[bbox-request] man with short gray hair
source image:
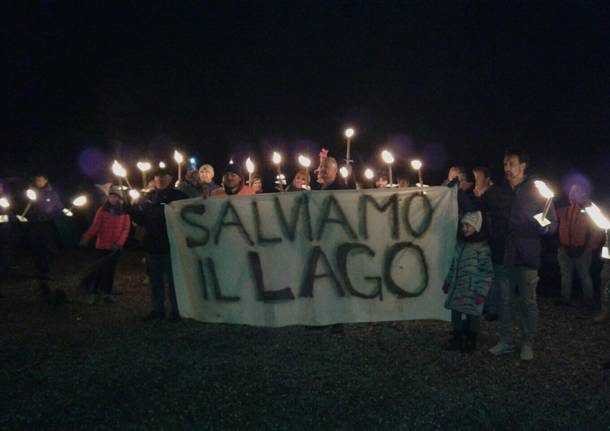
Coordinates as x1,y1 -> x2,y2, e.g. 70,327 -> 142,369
198,164 -> 220,198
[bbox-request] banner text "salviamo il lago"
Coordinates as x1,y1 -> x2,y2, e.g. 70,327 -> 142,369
166,187 -> 458,326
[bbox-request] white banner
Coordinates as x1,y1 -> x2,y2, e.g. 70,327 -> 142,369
166,187 -> 458,326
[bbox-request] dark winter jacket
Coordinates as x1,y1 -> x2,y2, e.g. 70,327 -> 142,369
503,177 -> 557,269
479,183 -> 513,264
129,187 -> 188,254
27,185 -> 63,223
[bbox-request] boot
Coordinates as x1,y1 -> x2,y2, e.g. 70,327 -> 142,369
464,332 -> 478,353
445,331 -> 464,352
594,304 -> 609,324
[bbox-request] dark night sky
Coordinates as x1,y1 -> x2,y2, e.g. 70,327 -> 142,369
4,1 -> 610,198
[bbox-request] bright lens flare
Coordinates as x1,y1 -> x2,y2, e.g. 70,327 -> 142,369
585,203 -> 610,230
364,168 -> 374,180
344,128 -> 355,138
137,161 -> 152,172
72,195 -> 87,207
26,189 -> 37,201
534,180 -> 554,199
245,157 -> 255,174
0,197 -> 9,209
128,189 -> 141,200
381,150 -> 394,164
339,166 -> 349,178
112,161 -> 127,178
272,152 -> 282,165
173,150 -> 184,164
298,155 -> 311,168
411,159 -> 423,170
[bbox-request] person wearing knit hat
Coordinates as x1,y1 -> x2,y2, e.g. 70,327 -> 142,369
442,211 -> 494,353
210,163 -> 255,197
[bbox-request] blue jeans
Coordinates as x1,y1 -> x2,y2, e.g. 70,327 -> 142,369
500,267 -> 539,345
486,264 -> 509,315
147,253 -> 178,316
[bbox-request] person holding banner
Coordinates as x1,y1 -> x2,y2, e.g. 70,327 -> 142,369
211,164 -> 255,197
129,168 -> 188,321
285,169 -> 310,192
443,211 -> 493,353
489,150 -> 557,361
79,186 -> 131,304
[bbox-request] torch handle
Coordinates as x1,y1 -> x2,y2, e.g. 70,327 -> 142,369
388,166 -> 393,188
418,170 -> 424,193
541,198 -> 553,220
21,202 -> 32,218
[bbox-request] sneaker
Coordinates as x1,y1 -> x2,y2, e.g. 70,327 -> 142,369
103,295 -> 118,304
86,293 -> 97,305
520,343 -> 534,361
142,311 -> 164,321
489,341 -> 513,356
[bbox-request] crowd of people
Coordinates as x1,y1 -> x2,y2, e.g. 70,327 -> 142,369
0,148 -> 608,368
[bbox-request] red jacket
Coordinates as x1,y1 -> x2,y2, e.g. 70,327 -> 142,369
83,206 -> 131,250
210,185 -> 256,197
557,204 -> 602,250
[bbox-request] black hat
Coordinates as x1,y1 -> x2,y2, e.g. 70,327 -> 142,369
152,168 -> 173,178
223,163 -> 243,178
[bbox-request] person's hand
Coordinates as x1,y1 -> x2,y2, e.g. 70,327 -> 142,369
111,242 -> 121,251
475,295 -> 485,305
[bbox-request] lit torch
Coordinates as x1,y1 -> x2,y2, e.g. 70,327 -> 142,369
137,161 -> 152,189
21,188 -> 37,217
410,159 -> 424,194
272,152 -> 285,191
245,157 -> 255,187
381,150 -> 395,187
344,127 -> 355,166
585,203 -> 610,259
533,180 -> 555,227
173,150 -> 184,185
298,154 -> 312,179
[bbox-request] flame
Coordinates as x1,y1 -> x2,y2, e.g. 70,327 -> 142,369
381,150 -> 394,164
137,161 -> 152,172
534,180 -> 554,199
26,189 -> 37,201
410,159 -> 423,170
112,160 -> 127,177
298,155 -> 311,168
245,157 -> 255,174
364,168 -> 374,180
339,166 -> 349,178
272,152 -> 282,165
72,195 -> 87,207
344,128 -> 355,138
0,197 -> 9,209
585,203 -> 610,230
173,150 -> 184,164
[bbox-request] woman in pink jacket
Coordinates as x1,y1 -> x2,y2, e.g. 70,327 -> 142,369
80,189 -> 131,304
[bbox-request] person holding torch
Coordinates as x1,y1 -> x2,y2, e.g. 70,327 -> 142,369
79,186 -> 131,304
25,173 -> 63,302
489,150 -> 557,362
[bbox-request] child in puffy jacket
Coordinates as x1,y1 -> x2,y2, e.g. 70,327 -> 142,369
443,211 -> 494,352
80,188 -> 131,304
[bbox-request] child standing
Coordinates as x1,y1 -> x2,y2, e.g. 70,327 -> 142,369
80,187 -> 131,304
443,211 -> 494,352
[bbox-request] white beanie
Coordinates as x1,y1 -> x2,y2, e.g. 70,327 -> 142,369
461,211 -> 483,233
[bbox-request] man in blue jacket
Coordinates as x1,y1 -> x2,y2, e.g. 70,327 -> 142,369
489,150 -> 557,361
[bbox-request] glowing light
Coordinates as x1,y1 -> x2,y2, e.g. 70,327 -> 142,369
534,180 -> 554,199
344,128 -> 355,139
62,208 -> 73,217
173,150 -> 184,164
381,150 -> 394,164
272,152 -> 282,165
72,195 -> 87,207
128,189 -> 141,200
364,168 -> 374,180
0,197 -> 9,209
137,162 -> 152,172
339,166 -> 349,178
159,161 -> 166,169
245,158 -> 255,174
585,203 -> 610,230
26,189 -> 37,201
410,160 -> 423,170
298,155 -> 311,168
112,161 -> 127,178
